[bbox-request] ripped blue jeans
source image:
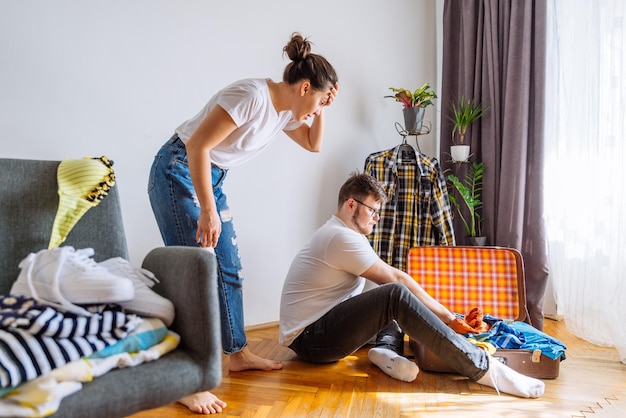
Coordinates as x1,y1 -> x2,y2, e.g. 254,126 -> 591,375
148,134 -> 246,354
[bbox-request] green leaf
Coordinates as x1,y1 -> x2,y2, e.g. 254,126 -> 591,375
446,161 -> 484,236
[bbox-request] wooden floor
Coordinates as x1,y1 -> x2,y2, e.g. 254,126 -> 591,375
129,319 -> 626,418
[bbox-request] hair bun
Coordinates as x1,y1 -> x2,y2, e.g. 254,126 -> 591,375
281,32 -> 338,90
283,32 -> 311,62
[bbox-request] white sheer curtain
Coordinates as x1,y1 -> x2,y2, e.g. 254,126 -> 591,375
545,0 -> 626,363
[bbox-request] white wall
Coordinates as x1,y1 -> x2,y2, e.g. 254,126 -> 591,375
0,0 -> 438,326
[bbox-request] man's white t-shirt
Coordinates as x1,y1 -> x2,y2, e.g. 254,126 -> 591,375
175,78 -> 302,169
279,216 -> 379,346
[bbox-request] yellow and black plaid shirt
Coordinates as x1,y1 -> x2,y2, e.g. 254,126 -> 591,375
364,144 -> 455,271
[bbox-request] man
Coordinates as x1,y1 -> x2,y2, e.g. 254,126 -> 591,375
279,172 -> 544,398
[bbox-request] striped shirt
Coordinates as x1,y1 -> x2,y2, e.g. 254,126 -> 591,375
0,295 -> 139,388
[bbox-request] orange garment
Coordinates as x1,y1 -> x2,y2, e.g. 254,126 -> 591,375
464,307 -> 492,333
448,307 -> 492,334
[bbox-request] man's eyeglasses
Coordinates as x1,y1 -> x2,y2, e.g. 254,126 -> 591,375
353,199 -> 381,218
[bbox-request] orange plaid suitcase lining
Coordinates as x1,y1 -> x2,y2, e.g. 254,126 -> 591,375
407,247 -> 520,320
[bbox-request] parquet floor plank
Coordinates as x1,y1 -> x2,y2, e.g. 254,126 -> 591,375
129,319 -> 626,417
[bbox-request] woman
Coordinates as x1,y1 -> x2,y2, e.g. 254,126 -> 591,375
148,32 -> 339,414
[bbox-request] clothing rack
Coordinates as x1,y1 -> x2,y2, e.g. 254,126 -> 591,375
394,121 -> 431,153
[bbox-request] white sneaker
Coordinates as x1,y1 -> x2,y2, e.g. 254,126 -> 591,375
10,246 -> 135,316
98,257 -> 175,326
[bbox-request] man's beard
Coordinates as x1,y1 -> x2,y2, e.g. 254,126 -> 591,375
350,207 -> 373,235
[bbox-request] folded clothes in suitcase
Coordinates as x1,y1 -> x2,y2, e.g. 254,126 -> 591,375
406,246 -> 565,379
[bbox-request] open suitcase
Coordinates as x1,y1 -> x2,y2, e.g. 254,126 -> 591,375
406,246 -> 562,379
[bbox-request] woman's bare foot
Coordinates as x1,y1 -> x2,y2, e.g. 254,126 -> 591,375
178,391 -> 227,414
176,348 -> 278,414
229,346 -> 282,372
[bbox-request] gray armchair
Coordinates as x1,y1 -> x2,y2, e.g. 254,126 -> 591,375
0,158 -> 221,418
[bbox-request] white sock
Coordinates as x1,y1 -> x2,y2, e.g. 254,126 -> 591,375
368,347 -> 419,382
476,355 -> 545,398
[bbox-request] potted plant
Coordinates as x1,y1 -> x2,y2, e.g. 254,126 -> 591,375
385,83 -> 437,134
446,161 -> 486,245
448,96 -> 489,162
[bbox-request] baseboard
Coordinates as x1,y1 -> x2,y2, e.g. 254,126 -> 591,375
544,313 -> 564,322
245,321 -> 279,331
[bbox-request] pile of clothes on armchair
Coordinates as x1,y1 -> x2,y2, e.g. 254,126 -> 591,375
0,246 -> 176,417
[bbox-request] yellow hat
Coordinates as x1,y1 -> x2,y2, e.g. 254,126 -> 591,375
48,156 -> 116,249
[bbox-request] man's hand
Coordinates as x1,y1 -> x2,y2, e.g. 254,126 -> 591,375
448,317 -> 483,335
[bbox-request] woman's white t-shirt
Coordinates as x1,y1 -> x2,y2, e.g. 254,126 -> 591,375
279,216 -> 379,346
175,78 -> 302,169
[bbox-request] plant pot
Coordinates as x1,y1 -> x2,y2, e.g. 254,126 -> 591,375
403,107 -> 425,134
465,236 -> 487,246
451,145 -> 470,162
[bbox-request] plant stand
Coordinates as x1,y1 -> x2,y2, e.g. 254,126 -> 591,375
395,122 -> 431,153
